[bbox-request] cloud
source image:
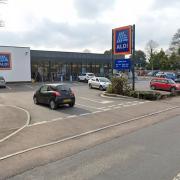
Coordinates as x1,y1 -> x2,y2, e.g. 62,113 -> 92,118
0,19 -> 112,52
151,0 -> 180,9
135,4 -> 180,51
73,0 -> 116,18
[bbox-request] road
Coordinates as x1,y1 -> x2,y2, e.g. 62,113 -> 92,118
9,115 -> 180,180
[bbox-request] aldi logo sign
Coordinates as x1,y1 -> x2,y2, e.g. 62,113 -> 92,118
0,53 -> 11,70
113,26 -> 132,55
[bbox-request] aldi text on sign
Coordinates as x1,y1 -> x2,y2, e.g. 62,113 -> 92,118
113,26 -> 132,55
114,59 -> 131,70
0,53 -> 11,70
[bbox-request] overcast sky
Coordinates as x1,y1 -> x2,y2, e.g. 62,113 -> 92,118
0,0 -> 179,53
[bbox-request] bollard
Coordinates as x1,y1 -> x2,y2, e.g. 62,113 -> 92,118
61,75 -> 63,82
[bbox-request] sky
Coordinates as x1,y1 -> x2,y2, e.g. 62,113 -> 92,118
0,0 -> 179,53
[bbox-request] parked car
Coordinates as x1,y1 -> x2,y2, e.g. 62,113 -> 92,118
147,70 -> 159,77
156,72 -> 176,80
0,76 -> 6,88
174,72 -> 180,83
88,77 -> 111,91
33,83 -> 75,110
150,78 -> 180,92
78,73 -> 95,82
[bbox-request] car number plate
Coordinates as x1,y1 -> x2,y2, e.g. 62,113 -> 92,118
63,99 -> 71,103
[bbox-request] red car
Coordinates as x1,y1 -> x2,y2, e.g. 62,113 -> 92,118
150,78 -> 180,92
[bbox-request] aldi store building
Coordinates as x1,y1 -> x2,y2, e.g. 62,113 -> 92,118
0,46 -> 113,82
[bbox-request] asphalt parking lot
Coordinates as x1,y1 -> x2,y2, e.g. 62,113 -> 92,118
0,82 -> 147,125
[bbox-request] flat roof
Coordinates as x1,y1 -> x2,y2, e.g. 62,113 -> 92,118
0,45 -> 30,49
30,49 -> 113,63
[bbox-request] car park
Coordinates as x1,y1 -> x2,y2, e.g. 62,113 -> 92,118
150,78 -> 180,92
88,77 -> 111,91
0,76 -> 6,88
33,83 -> 75,110
78,73 -> 95,82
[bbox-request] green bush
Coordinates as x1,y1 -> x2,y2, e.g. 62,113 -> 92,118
107,77 -> 132,95
135,91 -> 162,100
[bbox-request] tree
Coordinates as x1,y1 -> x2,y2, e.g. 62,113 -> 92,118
104,49 -> 112,55
145,40 -> 159,71
155,49 -> 169,70
133,50 -> 146,68
169,52 -> 180,70
169,29 -> 180,55
82,49 -> 91,53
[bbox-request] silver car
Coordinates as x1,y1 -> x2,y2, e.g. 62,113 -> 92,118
0,76 -> 6,88
88,77 -> 111,90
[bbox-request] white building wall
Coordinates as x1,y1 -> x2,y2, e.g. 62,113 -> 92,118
0,46 -> 31,82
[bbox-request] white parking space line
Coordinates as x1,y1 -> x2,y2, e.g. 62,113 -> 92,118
65,115 -> 78,119
97,107 -> 107,110
25,85 -> 34,89
92,110 -> 103,114
122,104 -> 131,107
51,117 -> 63,122
113,106 -> 123,109
6,86 -> 12,90
76,103 -> 99,110
29,100 -> 150,127
101,100 -> 114,104
108,105 -> 117,108
125,101 -> 136,104
101,108 -> 111,111
79,113 -> 91,116
28,121 -> 47,126
80,97 -> 113,104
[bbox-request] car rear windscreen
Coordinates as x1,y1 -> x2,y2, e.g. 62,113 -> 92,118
55,85 -> 71,92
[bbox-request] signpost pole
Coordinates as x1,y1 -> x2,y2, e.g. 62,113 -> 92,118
111,29 -> 114,76
132,24 -> 135,91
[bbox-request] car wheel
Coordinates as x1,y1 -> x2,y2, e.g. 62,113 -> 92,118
33,96 -> 39,104
151,85 -> 156,90
170,87 -> 176,93
99,85 -> 104,91
69,102 -> 75,107
89,83 -> 92,89
84,79 -> 88,83
49,100 -> 57,110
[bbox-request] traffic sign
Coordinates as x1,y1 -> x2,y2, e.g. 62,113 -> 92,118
113,26 -> 132,55
114,59 -> 131,70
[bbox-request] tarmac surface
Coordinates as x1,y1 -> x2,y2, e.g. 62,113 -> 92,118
9,115 -> 180,180
0,81 -> 179,179
0,105 -> 29,140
